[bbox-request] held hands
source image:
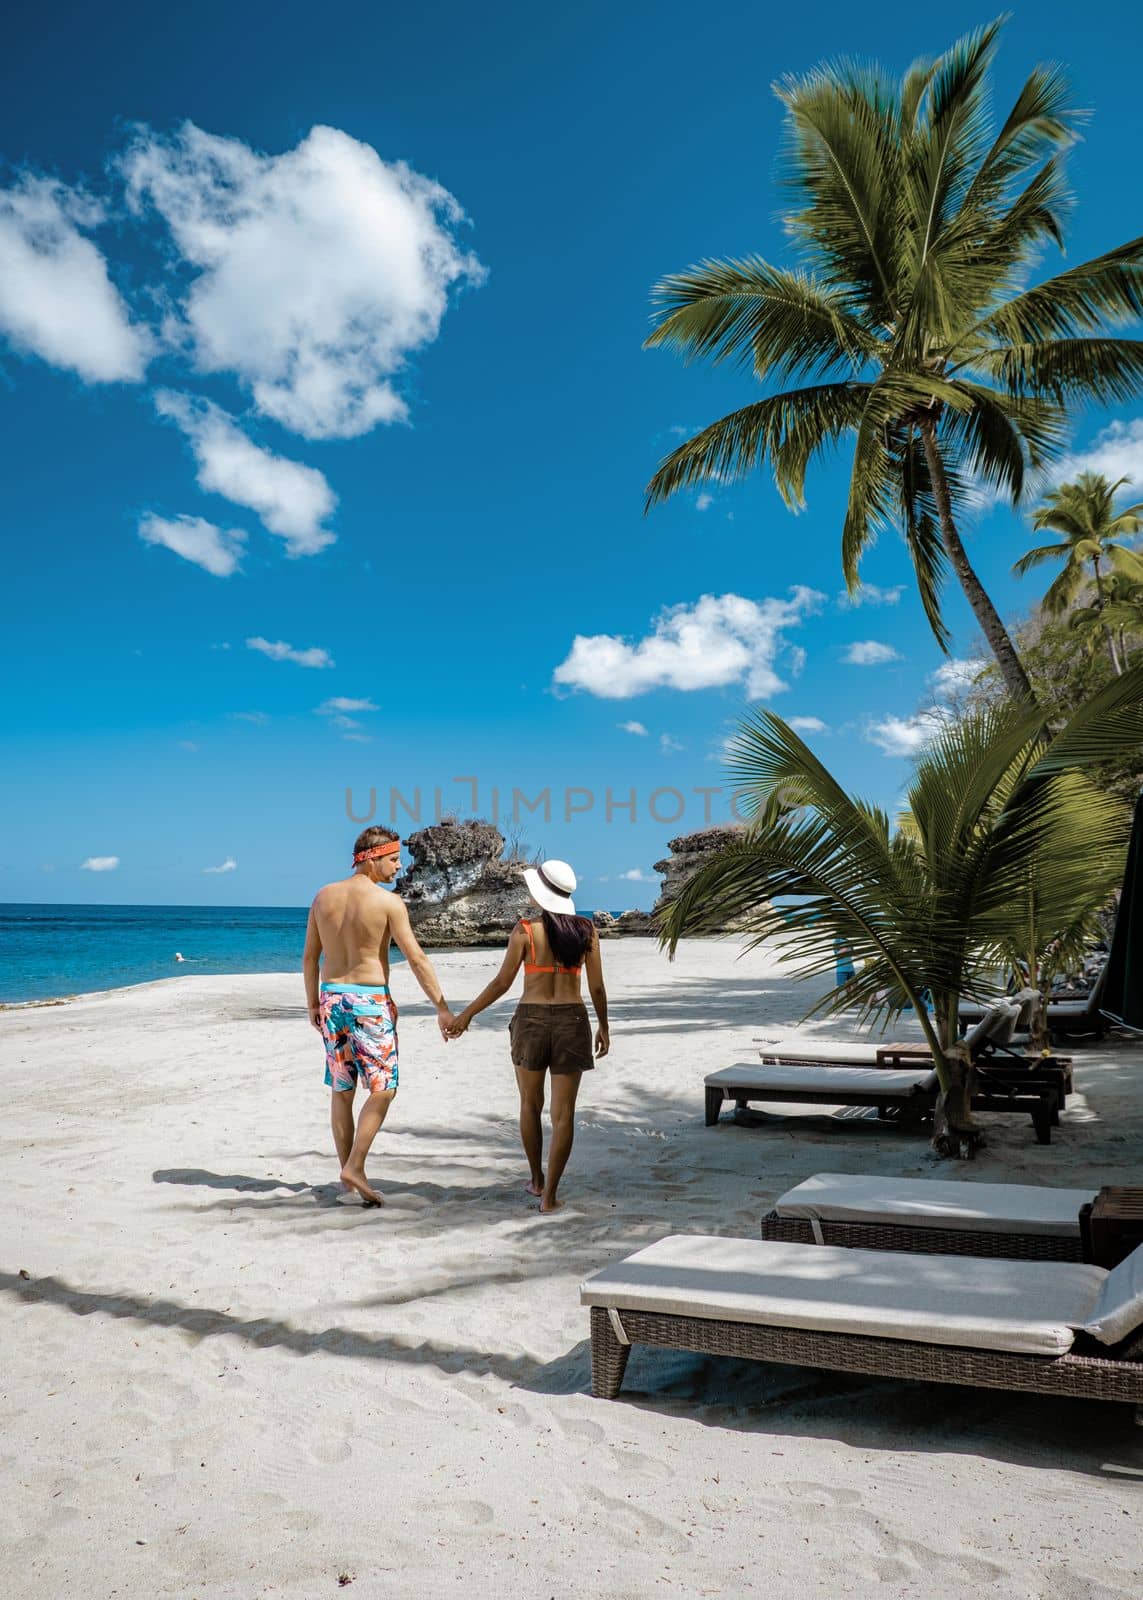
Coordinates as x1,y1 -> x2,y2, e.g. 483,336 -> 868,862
445,1011 -> 471,1040
436,1001 -> 457,1042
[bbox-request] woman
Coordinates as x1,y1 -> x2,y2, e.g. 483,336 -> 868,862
447,859 -> 608,1212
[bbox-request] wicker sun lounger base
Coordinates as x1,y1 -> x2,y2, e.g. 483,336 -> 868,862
588,1305 -> 1143,1410
758,1210 -> 1085,1261
704,1065 -> 1059,1144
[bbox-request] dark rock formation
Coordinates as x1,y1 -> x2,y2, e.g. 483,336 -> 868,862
400,819 -> 532,947
651,824 -> 752,931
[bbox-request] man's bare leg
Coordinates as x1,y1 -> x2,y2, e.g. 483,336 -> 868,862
330,1089 -> 356,1189
540,1070 -> 582,1213
514,1065 -> 546,1196
341,1087 -> 396,1206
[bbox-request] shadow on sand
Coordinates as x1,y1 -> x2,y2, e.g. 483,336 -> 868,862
1,1268 -> 1137,1476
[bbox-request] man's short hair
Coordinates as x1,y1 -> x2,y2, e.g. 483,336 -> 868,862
353,825 -> 399,858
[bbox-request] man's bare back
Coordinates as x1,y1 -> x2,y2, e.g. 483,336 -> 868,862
310,875 -> 399,985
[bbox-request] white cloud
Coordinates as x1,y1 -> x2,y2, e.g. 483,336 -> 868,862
618,720 -> 648,736
204,857 -> 237,874
178,740 -> 200,752
81,855 -> 119,872
843,640 -> 901,666
155,391 -> 337,555
865,708 -> 951,757
695,492 -> 714,512
660,733 -> 685,752
317,696 -> 378,714
1052,418 -> 1143,488
247,636 -> 333,669
618,868 -> 652,882
317,695 -> 377,738
931,657 -> 984,699
139,513 -> 245,577
552,589 -> 824,701
231,710 -> 268,723
122,122 -> 485,439
0,176 -> 151,383
838,583 -> 904,608
787,716 -> 828,733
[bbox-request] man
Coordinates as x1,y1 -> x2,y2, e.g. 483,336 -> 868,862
303,826 -> 454,1206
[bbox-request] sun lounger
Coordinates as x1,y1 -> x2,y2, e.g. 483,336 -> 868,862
760,1172 -> 1096,1260
758,1001 -> 1021,1068
1048,964 -> 1110,1040
757,998 -> 1073,1112
704,1061 -> 1059,1143
581,1234 -> 1143,1414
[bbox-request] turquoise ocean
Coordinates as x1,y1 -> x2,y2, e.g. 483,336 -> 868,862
1,903 -> 316,1003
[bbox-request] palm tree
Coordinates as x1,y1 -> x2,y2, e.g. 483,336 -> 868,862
644,20 -> 1143,706
1070,572 -> 1143,671
659,666 -> 1143,1156
1015,472 -> 1143,672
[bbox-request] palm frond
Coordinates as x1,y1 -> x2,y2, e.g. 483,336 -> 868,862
644,258 -> 876,379
987,337 -> 1143,403
1028,659 -> 1143,773
971,239 -> 1143,346
643,383 -> 867,510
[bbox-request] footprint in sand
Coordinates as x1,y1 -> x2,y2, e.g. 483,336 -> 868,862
432,1499 -> 494,1531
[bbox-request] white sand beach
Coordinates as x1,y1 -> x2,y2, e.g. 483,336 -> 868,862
2,937 -> 1141,1599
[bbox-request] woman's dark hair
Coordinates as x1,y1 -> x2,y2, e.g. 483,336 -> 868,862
541,910 -> 595,967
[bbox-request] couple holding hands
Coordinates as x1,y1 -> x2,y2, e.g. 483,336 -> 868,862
303,827 -> 609,1212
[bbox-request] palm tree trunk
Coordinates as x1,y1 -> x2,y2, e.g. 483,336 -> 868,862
920,422 -> 1037,706
929,994 -> 984,1158
1091,556 -> 1123,674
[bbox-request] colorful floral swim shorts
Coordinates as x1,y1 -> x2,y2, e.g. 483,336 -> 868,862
319,983 -> 399,1093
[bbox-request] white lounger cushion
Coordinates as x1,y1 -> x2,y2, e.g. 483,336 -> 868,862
707,1063 -> 938,1097
774,1173 -> 1095,1238
581,1235 -> 1107,1357
1085,1245 -> 1143,1346
759,1042 -> 881,1066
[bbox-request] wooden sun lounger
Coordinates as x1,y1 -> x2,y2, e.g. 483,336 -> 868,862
758,1173 -> 1095,1261
704,1063 -> 1060,1143
582,1236 -> 1143,1415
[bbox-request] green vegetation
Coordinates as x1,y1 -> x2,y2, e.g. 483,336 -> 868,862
644,19 -> 1143,704
660,668 -> 1143,1155
1014,471 -> 1143,672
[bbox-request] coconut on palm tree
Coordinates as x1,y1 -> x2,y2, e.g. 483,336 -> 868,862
1015,471 -> 1143,672
644,19 -> 1143,705
659,665 -> 1143,1156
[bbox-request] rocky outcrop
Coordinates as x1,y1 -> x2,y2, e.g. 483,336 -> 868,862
401,819 -> 532,947
592,909 -> 656,939
651,824 -> 752,931
400,818 -> 753,948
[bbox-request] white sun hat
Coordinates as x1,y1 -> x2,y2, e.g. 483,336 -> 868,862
522,859 -> 578,916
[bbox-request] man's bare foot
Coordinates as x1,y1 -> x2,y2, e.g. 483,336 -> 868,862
539,1195 -> 564,1213
341,1165 -> 384,1207
525,1177 -> 544,1197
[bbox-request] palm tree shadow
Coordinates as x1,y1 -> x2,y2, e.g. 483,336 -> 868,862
0,1269 -> 591,1395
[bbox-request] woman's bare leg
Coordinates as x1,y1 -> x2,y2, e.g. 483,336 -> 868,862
541,1071 -> 582,1213
515,1065 -> 546,1195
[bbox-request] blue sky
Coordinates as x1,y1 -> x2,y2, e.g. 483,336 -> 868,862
2,0 -> 1142,909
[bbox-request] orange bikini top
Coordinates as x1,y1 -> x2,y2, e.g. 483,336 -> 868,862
521,919 -> 582,976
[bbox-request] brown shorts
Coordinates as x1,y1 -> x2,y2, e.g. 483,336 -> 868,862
510,1003 -> 594,1074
